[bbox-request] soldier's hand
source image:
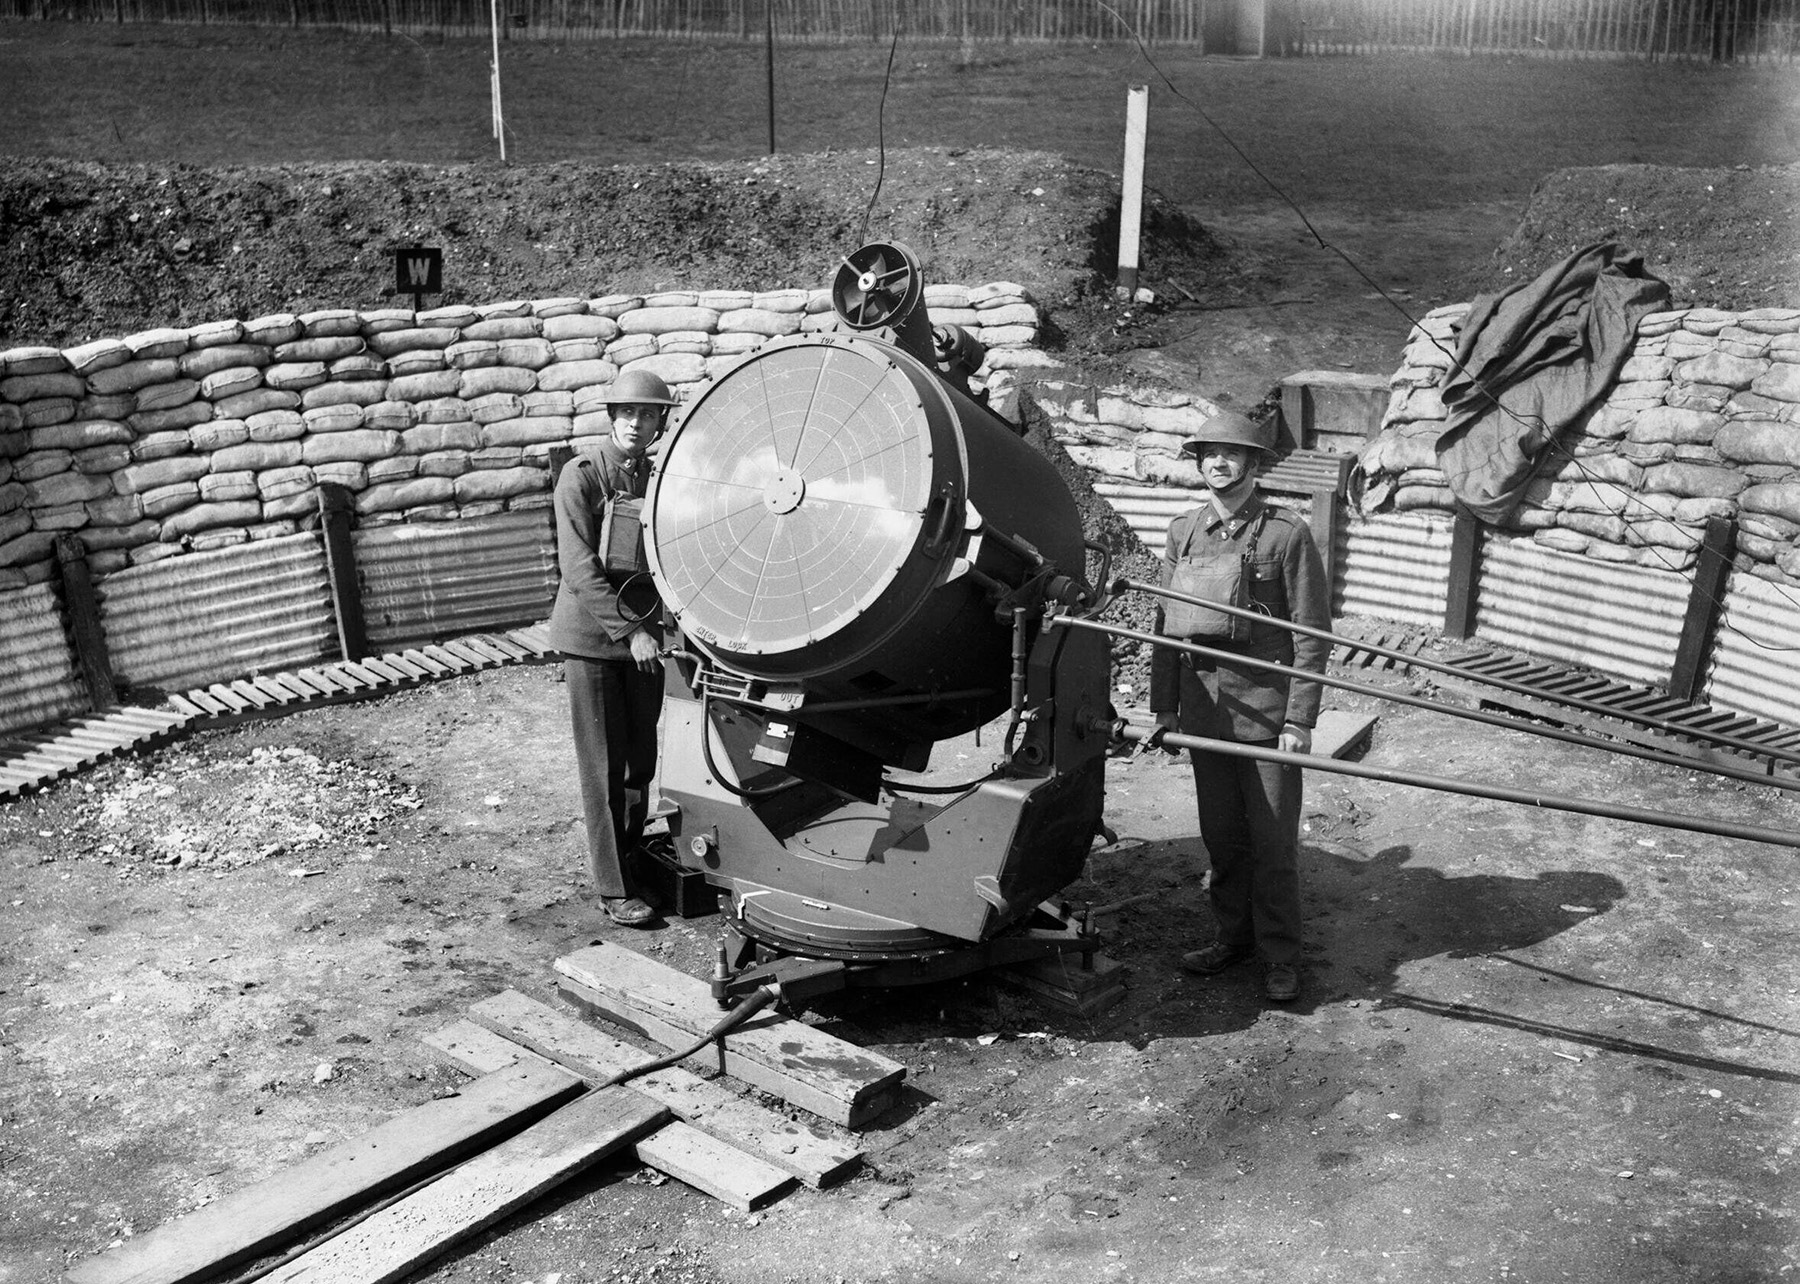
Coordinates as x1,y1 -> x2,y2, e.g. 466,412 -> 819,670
627,629 -> 662,673
1279,723 -> 1312,755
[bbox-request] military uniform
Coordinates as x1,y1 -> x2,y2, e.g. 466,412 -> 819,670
1150,491 -> 1329,969
548,440 -> 665,900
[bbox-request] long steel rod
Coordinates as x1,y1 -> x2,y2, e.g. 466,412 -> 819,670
1053,613 -> 1800,794
1106,722 -> 1800,851
1113,577 -> 1800,768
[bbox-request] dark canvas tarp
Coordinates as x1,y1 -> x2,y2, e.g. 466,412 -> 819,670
1434,242 -> 1671,524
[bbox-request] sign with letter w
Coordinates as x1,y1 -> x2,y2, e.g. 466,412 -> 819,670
393,247 -> 444,296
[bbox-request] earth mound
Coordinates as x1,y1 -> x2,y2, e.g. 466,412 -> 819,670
1469,162 -> 1800,309
0,147 -> 1259,349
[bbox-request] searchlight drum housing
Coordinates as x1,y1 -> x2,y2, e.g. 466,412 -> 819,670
647,247 -> 1086,759
641,242 -> 1112,992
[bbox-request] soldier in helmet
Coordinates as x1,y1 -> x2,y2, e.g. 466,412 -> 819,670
548,368 -> 680,927
1149,410 -> 1329,1002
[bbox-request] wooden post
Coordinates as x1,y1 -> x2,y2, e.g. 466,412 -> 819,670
1116,84 -> 1149,298
54,534 -> 116,710
1442,509 -> 1481,639
318,483 -> 369,663
1310,487 -> 1343,614
1667,515 -> 1735,702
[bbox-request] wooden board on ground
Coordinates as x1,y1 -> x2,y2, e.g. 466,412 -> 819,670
423,1019 -> 798,1211
635,1121 -> 794,1212
257,1086 -> 667,1284
64,1061 -> 586,1284
999,950 -> 1128,1018
555,943 -> 906,1130
466,989 -> 862,1188
1312,709 -> 1378,759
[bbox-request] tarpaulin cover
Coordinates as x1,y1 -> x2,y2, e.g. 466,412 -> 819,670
1434,242 -> 1670,524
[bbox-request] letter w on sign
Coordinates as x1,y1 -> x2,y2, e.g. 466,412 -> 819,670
395,247 -> 444,297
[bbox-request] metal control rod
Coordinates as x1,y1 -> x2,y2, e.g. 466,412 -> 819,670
1105,721 -> 1800,851
1052,612 -> 1800,796
1113,577 -> 1800,769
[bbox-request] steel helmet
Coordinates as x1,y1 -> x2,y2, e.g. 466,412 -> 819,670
599,368 -> 680,407
1180,410 -> 1276,457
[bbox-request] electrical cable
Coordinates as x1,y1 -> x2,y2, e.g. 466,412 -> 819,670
1093,0 -> 1800,652
859,23 -> 903,244
700,697 -> 806,800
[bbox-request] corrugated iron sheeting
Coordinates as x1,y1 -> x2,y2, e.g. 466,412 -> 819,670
1702,571 -> 1800,728
355,511 -> 558,650
1092,482 -> 1203,556
1338,511 -> 1452,628
1473,535 -> 1687,687
0,583 -> 88,736
99,535 -> 335,692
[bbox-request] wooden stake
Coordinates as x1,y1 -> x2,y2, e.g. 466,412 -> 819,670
1117,84 -> 1149,297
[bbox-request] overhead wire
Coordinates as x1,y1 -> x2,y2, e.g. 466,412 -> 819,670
859,23 -> 904,244
1092,0 -> 1800,653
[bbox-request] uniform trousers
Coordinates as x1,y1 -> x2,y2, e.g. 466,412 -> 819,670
1187,743 -> 1304,967
564,655 -> 663,898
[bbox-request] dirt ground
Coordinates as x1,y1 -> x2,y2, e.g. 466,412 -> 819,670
3,23 -> 1800,1284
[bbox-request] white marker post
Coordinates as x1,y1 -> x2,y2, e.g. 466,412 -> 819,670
490,0 -> 507,163
1117,84 -> 1148,299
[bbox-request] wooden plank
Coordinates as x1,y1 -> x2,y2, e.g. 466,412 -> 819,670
456,636 -> 515,665
635,1121 -> 794,1212
1311,710 -> 1378,760
63,1061 -> 587,1284
439,638 -> 495,669
1442,510 -> 1480,639
421,644 -> 471,674
255,1087 -> 666,1284
401,647 -> 454,676
290,668 -> 347,698
97,705 -> 185,729
181,687 -> 232,716
555,944 -> 906,1130
263,673 -> 319,702
505,623 -> 556,657
466,990 -> 862,1188
335,659 -> 388,689
356,656 -> 412,685
155,695 -> 209,721
472,632 -> 531,661
999,951 -> 1128,1018
1669,514 -> 1734,702
423,1020 -> 800,1207
204,683 -> 253,714
319,663 -> 376,692
56,533 -> 118,708
375,652 -> 430,680
317,482 -> 368,663
227,679 -> 278,710
423,1019 -> 531,1076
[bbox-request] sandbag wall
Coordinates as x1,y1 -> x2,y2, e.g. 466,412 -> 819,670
0,283 -> 1043,736
1362,302 -> 1800,725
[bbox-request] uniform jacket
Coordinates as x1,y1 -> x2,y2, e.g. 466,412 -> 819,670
1149,492 -> 1329,740
547,440 -> 664,662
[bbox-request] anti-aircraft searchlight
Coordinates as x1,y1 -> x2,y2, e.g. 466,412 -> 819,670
642,242 -> 1114,1002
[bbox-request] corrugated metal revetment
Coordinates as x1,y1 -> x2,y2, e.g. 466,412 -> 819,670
0,583 -> 87,737
1702,570 -> 1800,729
1337,511 -> 1453,628
355,511 -> 559,651
1473,534 -> 1688,688
1092,483 -> 1204,556
98,534 -> 336,693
